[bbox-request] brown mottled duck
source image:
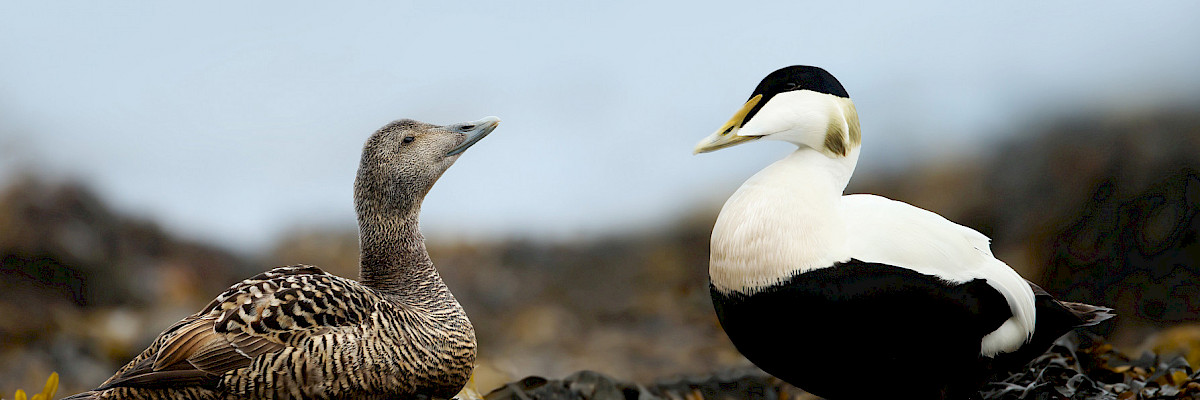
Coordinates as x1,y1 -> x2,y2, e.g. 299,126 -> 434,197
66,116 -> 500,400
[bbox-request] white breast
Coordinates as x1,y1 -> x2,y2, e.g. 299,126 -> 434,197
709,152 -> 850,294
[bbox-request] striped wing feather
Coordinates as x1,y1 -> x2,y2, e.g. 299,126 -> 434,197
99,265 -> 375,390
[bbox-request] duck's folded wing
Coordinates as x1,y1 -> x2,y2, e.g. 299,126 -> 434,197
840,194 -> 1037,355
99,265 -> 375,390
840,194 -> 996,275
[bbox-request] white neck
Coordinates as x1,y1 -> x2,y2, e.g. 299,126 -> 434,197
709,147 -> 860,294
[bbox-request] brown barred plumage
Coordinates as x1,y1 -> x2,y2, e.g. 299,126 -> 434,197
65,117 -> 499,400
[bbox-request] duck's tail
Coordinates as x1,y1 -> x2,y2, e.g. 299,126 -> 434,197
987,282 -> 1115,375
1058,299 -> 1116,327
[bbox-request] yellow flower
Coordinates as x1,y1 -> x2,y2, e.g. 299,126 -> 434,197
8,372 -> 57,400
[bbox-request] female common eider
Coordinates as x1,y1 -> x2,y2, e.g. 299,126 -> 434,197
694,66 -> 1112,400
66,117 -> 500,400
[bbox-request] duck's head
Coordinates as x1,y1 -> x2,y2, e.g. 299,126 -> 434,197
694,65 -> 860,158
355,116 -> 500,210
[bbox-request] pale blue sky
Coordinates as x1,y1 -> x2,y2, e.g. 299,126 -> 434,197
2,2 -> 1199,251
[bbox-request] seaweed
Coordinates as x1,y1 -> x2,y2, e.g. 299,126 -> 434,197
483,334 -> 1200,400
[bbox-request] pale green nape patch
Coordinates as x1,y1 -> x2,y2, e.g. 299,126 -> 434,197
844,100 -> 862,146
822,98 -> 861,157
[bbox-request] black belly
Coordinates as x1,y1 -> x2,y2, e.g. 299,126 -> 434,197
710,260 -> 1012,400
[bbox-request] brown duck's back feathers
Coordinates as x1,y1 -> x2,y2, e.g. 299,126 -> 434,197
86,264 -> 476,399
99,265 -> 371,391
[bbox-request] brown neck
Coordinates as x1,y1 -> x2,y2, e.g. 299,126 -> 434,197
358,206 -> 442,295
353,163 -> 451,299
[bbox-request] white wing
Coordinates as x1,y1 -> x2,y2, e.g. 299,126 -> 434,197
840,194 -> 1035,356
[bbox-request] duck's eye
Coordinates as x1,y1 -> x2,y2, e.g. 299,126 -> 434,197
402,136 -> 415,144
785,82 -> 798,90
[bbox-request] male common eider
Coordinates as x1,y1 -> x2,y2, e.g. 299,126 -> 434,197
66,117 -> 500,400
693,66 -> 1112,400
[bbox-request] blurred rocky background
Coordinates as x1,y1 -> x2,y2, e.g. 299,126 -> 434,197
4,107 -> 1200,396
